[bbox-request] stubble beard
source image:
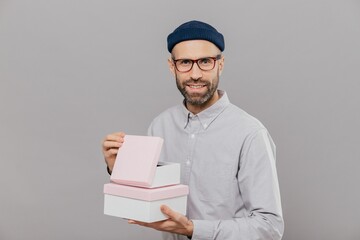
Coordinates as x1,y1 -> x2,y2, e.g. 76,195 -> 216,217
175,69 -> 219,107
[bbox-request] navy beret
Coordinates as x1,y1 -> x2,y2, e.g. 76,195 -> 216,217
167,20 -> 225,53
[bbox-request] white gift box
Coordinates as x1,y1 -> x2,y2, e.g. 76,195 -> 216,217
104,183 -> 189,222
104,135 -> 189,223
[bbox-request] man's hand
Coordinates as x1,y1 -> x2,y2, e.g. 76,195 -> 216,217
128,205 -> 193,237
102,132 -> 125,173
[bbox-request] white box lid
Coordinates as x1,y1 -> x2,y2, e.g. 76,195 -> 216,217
110,135 -> 164,188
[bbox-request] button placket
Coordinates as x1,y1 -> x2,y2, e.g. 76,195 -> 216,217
183,115 -> 201,183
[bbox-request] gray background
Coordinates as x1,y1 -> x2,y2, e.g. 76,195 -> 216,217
1,0 -> 359,239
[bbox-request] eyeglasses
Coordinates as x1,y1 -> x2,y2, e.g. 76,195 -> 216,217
172,54 -> 222,73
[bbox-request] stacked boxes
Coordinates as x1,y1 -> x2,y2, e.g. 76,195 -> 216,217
103,135 -> 189,223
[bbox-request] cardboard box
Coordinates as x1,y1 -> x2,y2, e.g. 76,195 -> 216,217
104,135 -> 189,222
104,183 -> 189,222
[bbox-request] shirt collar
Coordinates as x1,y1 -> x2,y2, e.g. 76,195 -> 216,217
182,90 -> 230,129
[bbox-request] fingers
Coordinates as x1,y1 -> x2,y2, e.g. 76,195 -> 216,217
102,132 -> 125,151
102,132 -> 126,171
128,213 -> 193,236
160,205 -> 173,217
103,132 -> 125,146
161,205 -> 191,226
103,148 -> 119,158
128,219 -> 153,228
106,132 -> 125,141
159,206 -> 193,235
103,140 -> 123,150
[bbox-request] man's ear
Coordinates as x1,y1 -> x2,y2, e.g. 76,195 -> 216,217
168,58 -> 176,76
218,56 -> 225,76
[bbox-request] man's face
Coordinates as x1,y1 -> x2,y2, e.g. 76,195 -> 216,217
169,40 -> 224,109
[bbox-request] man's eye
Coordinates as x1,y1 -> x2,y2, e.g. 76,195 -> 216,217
179,59 -> 192,65
199,58 -> 212,65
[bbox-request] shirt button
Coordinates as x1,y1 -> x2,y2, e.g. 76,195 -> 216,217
204,123 -> 208,128
190,134 -> 195,139
186,160 -> 191,166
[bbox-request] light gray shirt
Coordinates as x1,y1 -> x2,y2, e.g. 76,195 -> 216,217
148,90 -> 284,240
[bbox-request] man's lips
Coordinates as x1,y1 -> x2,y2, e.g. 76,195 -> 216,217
187,84 -> 206,89
185,81 -> 208,89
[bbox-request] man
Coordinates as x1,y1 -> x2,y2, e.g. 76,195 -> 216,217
102,20 -> 284,240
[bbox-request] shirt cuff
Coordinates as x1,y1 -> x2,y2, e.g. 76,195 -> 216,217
191,220 -> 215,240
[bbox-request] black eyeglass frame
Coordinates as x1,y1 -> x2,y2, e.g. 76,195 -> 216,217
172,54 -> 222,73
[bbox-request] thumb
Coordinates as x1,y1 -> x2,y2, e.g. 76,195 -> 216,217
161,205 -> 190,226
160,205 -> 172,216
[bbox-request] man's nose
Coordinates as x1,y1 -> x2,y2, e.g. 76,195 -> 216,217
189,62 -> 203,80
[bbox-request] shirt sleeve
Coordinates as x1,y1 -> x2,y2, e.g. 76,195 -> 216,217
191,129 -> 284,240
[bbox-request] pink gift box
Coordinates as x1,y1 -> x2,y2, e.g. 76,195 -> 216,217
104,135 -> 189,222
110,135 -> 180,188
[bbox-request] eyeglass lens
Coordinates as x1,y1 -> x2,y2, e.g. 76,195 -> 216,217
175,56 -> 220,72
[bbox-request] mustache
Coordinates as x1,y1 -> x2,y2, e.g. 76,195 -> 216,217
184,79 -> 209,85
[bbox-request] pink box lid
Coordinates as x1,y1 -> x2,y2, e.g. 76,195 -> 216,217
104,183 -> 189,201
110,135 -> 164,188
